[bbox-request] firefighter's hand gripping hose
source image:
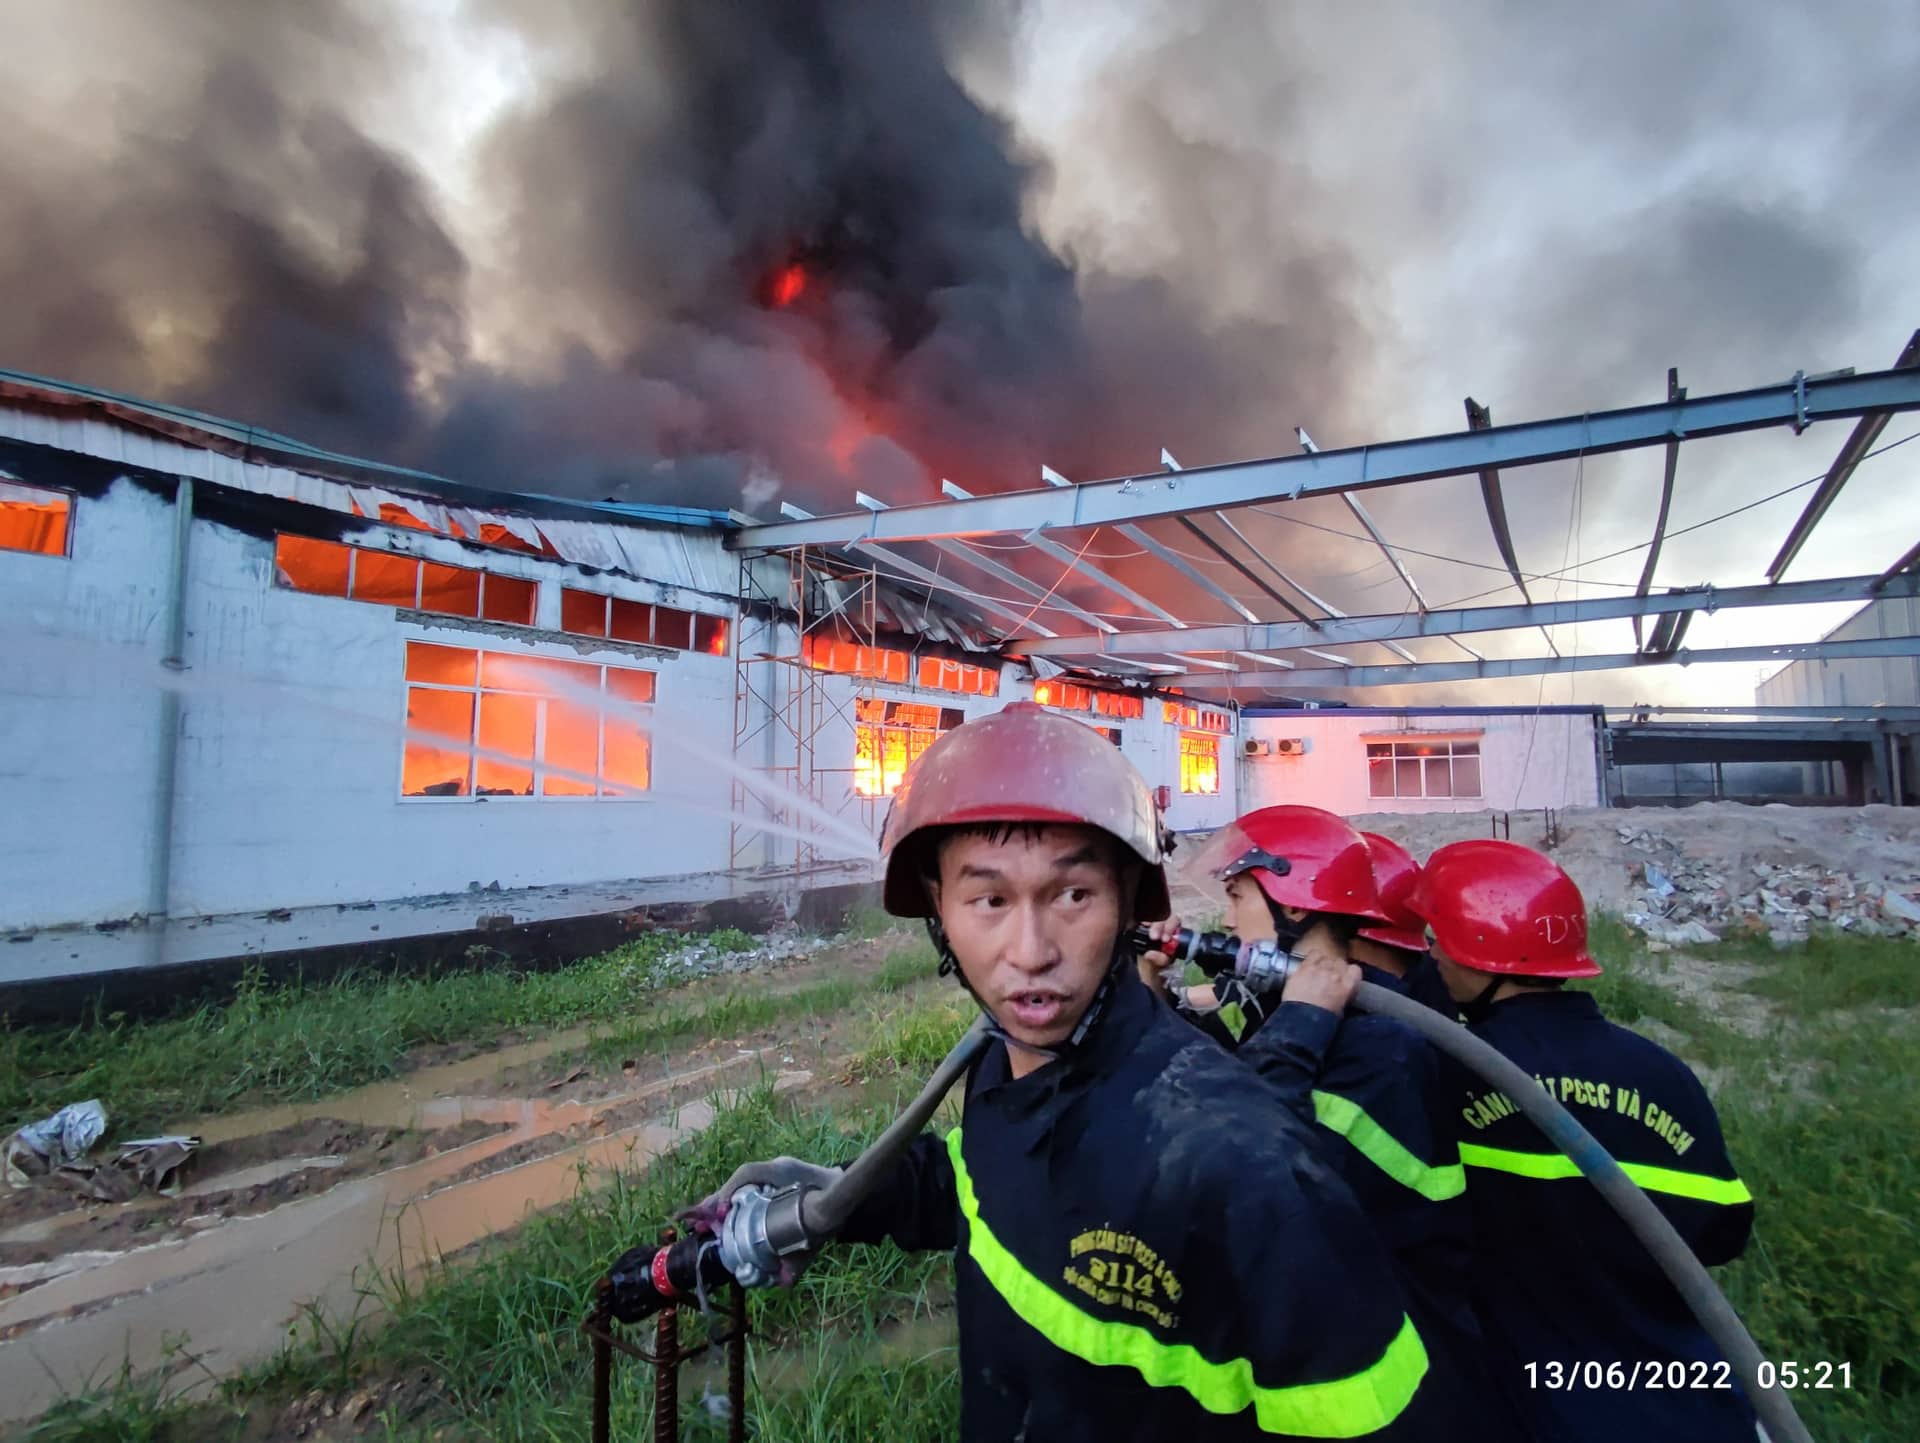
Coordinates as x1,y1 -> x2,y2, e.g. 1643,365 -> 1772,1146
603,1015 -> 994,1325
1138,924 -> 1816,1443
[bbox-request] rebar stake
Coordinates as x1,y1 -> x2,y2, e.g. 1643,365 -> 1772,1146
588,1279 -> 613,1443
653,1228 -> 680,1443
727,1284 -> 748,1443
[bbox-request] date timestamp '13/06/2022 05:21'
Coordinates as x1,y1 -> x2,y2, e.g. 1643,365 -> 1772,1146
1525,1360 -> 1853,1392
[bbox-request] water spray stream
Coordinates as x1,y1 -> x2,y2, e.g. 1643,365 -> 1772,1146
2,629 -> 881,862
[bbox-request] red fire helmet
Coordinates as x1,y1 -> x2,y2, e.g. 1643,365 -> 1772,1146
878,703 -> 1171,920
1356,832 -> 1430,952
1409,839 -> 1600,978
1183,805 -> 1389,922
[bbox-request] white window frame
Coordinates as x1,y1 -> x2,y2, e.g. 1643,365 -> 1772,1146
399,642 -> 656,802
1366,737 -> 1483,800
0,479 -> 76,559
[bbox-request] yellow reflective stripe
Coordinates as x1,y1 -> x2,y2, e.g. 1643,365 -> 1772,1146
1311,1090 -> 1467,1202
1459,1141 -> 1754,1205
946,1129 -> 1428,1437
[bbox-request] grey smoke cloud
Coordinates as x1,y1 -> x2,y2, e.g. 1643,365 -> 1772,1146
2,0 -> 1916,706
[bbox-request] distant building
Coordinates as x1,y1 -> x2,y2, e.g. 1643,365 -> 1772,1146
1238,705 -> 1604,816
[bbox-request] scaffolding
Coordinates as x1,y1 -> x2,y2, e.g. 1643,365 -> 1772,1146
728,547 -> 885,873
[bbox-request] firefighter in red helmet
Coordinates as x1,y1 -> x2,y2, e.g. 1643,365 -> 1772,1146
695,706 -> 1442,1441
1352,832 -> 1457,1018
1412,840 -> 1757,1443
1146,806 -> 1519,1442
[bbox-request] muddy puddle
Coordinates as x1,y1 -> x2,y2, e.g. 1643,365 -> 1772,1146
0,1050 -> 810,1426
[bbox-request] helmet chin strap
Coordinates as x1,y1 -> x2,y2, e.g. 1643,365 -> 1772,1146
1460,973 -> 1508,1024
924,916 -> 1127,1064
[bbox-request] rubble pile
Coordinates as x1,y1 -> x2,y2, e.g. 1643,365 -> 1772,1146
1615,825 -> 1920,949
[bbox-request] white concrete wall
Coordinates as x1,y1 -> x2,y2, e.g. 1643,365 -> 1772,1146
2,476 -> 740,932
1240,710 -> 1600,817
2,476 -> 176,931
1757,596 -> 1920,708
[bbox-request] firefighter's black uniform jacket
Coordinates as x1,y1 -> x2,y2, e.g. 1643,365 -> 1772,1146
1236,966 -> 1524,1443
1450,989 -> 1757,1441
838,969 -> 1441,1440
1397,952 -> 1459,1019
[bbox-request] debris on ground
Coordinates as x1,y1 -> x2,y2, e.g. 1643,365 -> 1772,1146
1312,803 -> 1920,951
1613,827 -> 1920,948
5,1100 -> 201,1200
4,1099 -> 107,1188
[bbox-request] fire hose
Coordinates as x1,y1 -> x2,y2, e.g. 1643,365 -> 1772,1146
585,1017 -> 993,1439
1141,924 -> 1814,1443
587,930 -> 1812,1443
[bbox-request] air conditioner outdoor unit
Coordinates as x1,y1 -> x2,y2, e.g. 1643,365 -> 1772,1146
1272,737 -> 1308,757
1243,738 -> 1270,757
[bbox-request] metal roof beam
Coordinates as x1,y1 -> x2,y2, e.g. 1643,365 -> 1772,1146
1633,369 -> 1687,647
1298,425 -> 1482,663
939,478 -> 1186,627
1873,537 -> 1920,592
777,502 -> 1058,638
1018,568 -> 1920,658
731,366 -> 1920,550
1157,451 -> 1317,625
1040,465 -> 1261,624
1174,514 -> 1316,622
1768,329 -> 1920,581
1163,633 -> 1920,690
1468,396 -> 1561,658
851,491 -> 1115,636
1609,704 -> 1920,720
1465,398 -> 1532,605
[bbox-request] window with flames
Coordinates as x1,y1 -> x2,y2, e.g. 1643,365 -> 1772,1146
561,588 -> 730,656
802,634 -> 999,696
854,699 -> 964,797
1033,681 -> 1143,718
1179,733 -> 1221,795
401,642 -> 655,800
277,535 -> 537,626
0,481 -> 72,557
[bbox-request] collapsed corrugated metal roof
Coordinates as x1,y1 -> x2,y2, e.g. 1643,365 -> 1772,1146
0,368 -> 991,641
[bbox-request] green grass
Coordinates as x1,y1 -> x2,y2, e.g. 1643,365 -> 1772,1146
25,925 -> 1918,1441
1,931 -> 933,1138
1583,914 -> 1920,1439
845,991 -> 973,1080
577,944 -> 940,1073
30,1006 -> 968,1443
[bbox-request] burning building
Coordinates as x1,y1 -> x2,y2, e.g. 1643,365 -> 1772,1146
0,370 -> 1238,998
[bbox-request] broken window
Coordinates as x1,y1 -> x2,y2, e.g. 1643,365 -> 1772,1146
694,613 -> 730,656
274,535 -> 351,596
276,533 -> 541,628
1179,733 -> 1221,795
401,641 -> 655,800
481,574 -> 536,626
609,597 -> 653,644
418,561 -> 481,618
562,588 -> 609,637
0,482 -> 74,557
350,549 -> 419,607
854,699 -> 961,797
563,586 -> 731,656
1035,680 -> 1139,715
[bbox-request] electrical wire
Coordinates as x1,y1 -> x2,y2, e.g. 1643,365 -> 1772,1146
1009,527 -> 1104,632
1249,427 -> 1920,601
837,426 -> 1920,645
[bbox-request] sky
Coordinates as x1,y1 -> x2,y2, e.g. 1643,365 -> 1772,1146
2,0 -> 1917,708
